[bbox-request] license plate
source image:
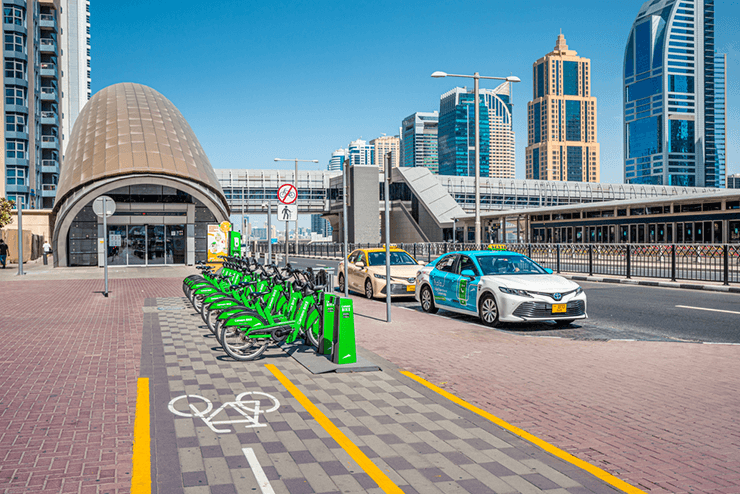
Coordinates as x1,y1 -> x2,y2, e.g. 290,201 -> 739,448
406,285 -> 416,292
552,304 -> 567,313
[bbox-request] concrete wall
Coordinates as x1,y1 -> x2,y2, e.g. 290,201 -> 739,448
5,210 -> 52,241
0,229 -> 43,263
385,202 -> 428,243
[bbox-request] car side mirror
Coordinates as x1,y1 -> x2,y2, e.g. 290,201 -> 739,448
461,269 -> 476,280
418,261 -> 426,266
545,268 -> 554,274
356,261 -> 365,268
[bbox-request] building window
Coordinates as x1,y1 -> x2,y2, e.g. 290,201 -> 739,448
6,167 -> 25,186
5,86 -> 25,106
628,116 -> 662,158
4,33 -> 24,53
3,6 -> 24,25
6,114 -> 26,133
6,139 -> 26,159
563,61 -> 578,95
4,60 -> 25,79
566,101 -> 581,141
669,120 -> 695,154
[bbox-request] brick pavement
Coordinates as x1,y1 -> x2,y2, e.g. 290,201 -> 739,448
349,297 -> 740,493
0,278 -> 182,494
144,297 -> 618,494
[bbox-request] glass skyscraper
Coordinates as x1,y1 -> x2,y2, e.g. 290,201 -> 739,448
438,85 -> 514,178
328,148 -> 347,171
401,111 -> 439,174
348,139 -> 374,166
623,0 -> 726,187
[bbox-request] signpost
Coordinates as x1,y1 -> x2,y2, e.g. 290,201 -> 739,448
93,195 -> 116,297
278,183 -> 297,266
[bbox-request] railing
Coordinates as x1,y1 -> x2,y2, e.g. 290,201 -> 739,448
41,86 -> 56,94
42,159 -> 58,167
40,38 -> 55,46
41,135 -> 58,142
42,184 -> 56,191
40,111 -> 56,119
40,14 -> 55,21
252,242 -> 740,286
40,62 -> 56,70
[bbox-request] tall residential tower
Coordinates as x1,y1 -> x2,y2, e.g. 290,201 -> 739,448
623,0 -> 725,187
1,0 -> 90,209
400,111 -> 439,173
526,34 -> 600,182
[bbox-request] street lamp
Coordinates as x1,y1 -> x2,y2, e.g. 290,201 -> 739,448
274,158 -> 320,260
432,71 -> 521,245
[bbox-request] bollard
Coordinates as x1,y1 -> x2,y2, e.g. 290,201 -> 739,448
318,294 -> 337,355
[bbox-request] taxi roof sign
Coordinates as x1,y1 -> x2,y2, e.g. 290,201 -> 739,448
487,244 -> 507,251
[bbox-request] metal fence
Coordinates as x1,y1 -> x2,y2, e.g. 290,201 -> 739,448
255,241 -> 740,285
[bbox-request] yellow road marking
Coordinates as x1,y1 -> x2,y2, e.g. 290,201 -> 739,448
131,377 -> 151,494
265,364 -> 404,494
400,370 -> 647,494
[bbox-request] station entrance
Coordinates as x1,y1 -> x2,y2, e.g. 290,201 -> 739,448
106,224 -> 186,266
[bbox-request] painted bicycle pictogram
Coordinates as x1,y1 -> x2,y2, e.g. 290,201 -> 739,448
168,391 -> 280,433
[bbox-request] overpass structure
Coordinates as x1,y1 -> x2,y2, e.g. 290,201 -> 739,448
216,167 -> 726,243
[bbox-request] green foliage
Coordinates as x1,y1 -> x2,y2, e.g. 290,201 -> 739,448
0,198 -> 15,229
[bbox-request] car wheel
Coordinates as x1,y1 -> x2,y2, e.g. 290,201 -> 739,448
420,285 -> 438,314
554,319 -> 575,327
338,274 -> 346,292
478,293 -> 501,327
365,279 -> 374,299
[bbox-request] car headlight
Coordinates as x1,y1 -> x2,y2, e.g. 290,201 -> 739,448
499,286 -> 532,298
374,273 -> 386,280
575,286 -> 583,295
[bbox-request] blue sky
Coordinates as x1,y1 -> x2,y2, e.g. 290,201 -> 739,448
91,0 -> 738,185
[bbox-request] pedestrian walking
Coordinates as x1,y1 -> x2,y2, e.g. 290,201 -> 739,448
43,240 -> 52,265
0,239 -> 8,268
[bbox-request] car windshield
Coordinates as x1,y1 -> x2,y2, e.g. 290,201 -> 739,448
367,251 -> 417,266
476,255 -> 547,275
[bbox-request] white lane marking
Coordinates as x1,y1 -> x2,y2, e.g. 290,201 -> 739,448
675,305 -> 740,316
243,447 -> 275,494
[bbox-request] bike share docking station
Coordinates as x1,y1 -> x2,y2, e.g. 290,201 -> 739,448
282,272 -> 380,374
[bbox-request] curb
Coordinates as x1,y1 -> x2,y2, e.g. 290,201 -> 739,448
565,275 -> 740,294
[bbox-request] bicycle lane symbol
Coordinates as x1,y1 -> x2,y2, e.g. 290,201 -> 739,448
168,392 -> 280,434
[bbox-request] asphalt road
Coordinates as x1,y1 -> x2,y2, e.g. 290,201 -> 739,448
285,256 -> 740,344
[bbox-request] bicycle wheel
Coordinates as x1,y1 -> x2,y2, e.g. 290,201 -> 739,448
305,318 -> 319,347
206,309 -> 221,335
192,294 -> 204,313
219,325 -> 269,361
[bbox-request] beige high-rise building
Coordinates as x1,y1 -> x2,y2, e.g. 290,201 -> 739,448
526,34 -> 599,182
370,135 -> 400,172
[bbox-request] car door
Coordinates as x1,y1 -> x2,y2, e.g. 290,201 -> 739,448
455,255 -> 482,313
350,251 -> 366,290
344,251 -> 358,289
429,254 -> 457,307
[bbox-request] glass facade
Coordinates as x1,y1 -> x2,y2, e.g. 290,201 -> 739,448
567,146 -> 582,181
563,61 -> 579,96
623,0 -> 725,188
438,88 -> 490,177
565,101 -> 581,141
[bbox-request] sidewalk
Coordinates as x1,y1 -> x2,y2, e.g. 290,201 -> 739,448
349,295 -> 740,493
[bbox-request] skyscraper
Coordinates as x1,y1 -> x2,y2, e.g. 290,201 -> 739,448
1,0 -> 90,209
400,111 -> 439,173
348,139 -> 374,166
623,0 -> 725,187
328,148 -> 347,171
370,135 -> 400,172
310,214 -> 332,237
526,34 -> 600,182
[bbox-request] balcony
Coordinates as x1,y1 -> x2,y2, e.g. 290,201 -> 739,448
40,87 -> 57,101
40,111 -> 58,125
39,14 -> 57,31
40,62 -> 57,78
41,159 -> 59,174
39,38 -> 57,53
40,135 -> 59,149
40,184 -> 57,197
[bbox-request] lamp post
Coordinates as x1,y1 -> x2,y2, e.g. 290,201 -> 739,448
274,158 -> 319,258
432,71 -> 520,246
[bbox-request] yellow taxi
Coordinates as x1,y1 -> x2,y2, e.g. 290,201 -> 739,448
338,247 -> 425,299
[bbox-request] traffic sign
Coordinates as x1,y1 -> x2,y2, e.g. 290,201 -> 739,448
92,196 -> 116,217
278,183 -> 297,205
278,204 -> 297,222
